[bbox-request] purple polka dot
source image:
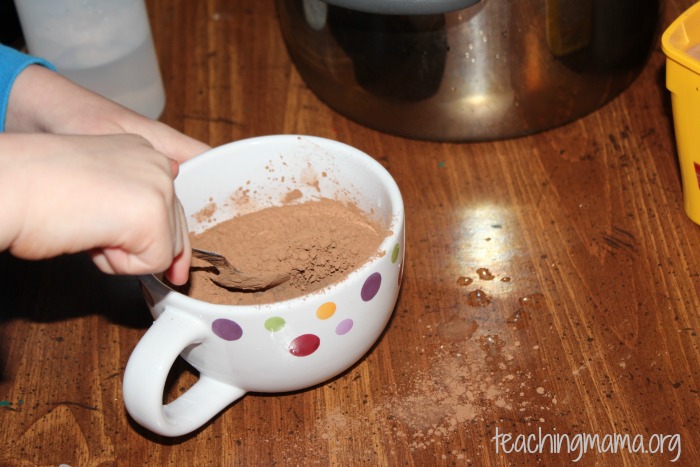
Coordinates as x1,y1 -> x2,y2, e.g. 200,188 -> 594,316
212,318 -> 243,341
361,272 -> 382,302
336,319 -> 353,335
289,334 -> 320,357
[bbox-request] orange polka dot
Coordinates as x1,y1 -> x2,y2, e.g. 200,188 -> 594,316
316,302 -> 336,320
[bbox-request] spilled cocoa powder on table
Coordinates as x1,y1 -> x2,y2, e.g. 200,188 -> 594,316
171,198 -> 388,305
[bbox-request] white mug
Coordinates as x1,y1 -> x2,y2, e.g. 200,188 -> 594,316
123,135 -> 405,437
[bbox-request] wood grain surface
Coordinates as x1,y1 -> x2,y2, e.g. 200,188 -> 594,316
1,0 -> 699,465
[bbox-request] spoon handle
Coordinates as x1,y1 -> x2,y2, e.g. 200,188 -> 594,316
191,247 -> 240,273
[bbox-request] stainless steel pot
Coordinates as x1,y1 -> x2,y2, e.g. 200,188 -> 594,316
276,0 -> 663,141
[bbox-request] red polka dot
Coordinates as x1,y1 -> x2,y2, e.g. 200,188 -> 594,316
289,334 -> 320,357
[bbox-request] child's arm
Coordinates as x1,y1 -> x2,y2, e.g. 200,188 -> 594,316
5,63 -> 210,163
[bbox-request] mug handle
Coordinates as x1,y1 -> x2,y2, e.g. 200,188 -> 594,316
122,308 -> 246,437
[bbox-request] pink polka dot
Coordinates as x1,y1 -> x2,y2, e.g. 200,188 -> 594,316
336,319 -> 353,335
289,334 -> 320,357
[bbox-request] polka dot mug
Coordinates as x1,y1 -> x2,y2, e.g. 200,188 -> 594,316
122,135 -> 405,437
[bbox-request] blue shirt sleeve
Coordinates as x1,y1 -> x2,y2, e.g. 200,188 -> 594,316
0,44 -> 56,132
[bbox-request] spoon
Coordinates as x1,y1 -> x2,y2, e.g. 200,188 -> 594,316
191,247 -> 290,291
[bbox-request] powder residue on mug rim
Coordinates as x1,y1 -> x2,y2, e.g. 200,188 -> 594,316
193,200 -> 217,225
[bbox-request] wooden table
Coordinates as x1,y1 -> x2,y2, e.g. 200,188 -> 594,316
1,0 -> 699,465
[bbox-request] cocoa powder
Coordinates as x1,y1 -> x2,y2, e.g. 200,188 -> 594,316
171,198 -> 387,305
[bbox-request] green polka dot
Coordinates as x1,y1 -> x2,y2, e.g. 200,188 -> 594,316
391,243 -> 400,263
264,317 -> 286,332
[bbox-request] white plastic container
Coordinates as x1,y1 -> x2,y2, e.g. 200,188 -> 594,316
13,0 -> 166,119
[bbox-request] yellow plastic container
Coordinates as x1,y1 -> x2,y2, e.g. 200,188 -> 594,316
663,1 -> 700,225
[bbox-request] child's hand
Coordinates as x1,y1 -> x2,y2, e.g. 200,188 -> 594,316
6,64 -> 211,163
0,133 -> 192,285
